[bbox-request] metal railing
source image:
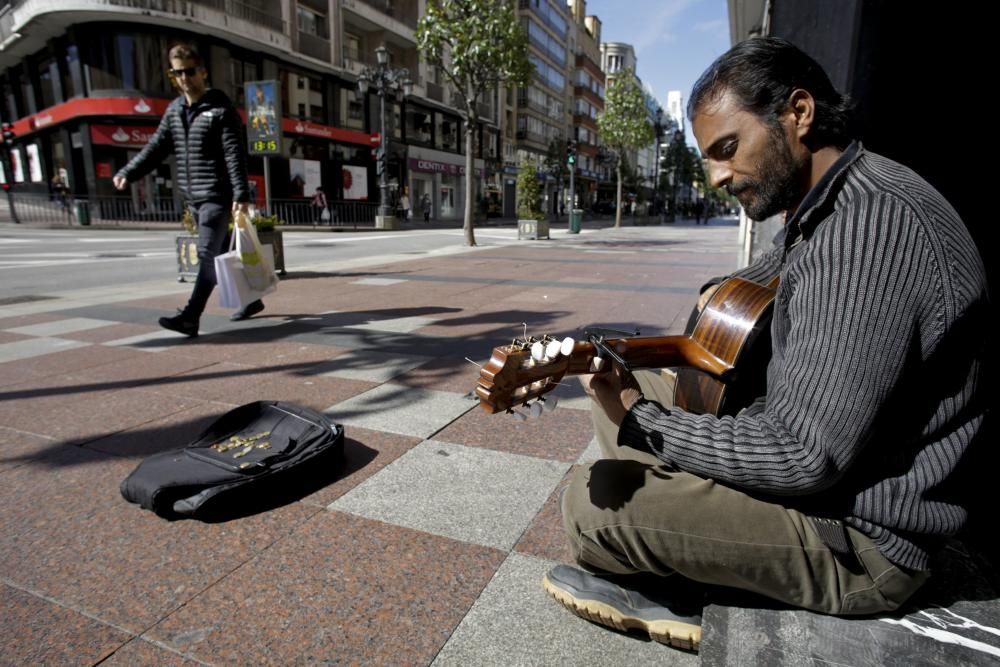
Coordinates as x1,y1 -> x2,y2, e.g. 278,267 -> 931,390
268,198 -> 379,228
297,30 -> 331,62
0,194 -> 384,229
1,193 -> 183,225
104,0 -> 288,34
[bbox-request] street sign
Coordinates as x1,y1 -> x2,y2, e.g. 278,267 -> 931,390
244,80 -> 282,156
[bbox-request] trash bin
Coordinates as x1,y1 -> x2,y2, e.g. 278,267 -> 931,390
74,200 -> 90,226
569,208 -> 583,233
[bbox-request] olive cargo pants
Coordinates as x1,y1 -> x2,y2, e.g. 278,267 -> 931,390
562,370 -> 927,615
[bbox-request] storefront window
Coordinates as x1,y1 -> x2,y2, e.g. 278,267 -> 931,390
37,58 -> 58,109
82,30 -> 173,96
229,57 -> 258,109
62,45 -> 83,100
18,69 -> 36,115
2,77 -> 18,120
436,111 -> 459,153
405,106 -> 433,145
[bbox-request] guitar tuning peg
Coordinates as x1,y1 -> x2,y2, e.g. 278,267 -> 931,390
560,337 -> 575,356
542,396 -> 559,412
529,401 -> 544,418
509,408 -> 527,422
545,339 -> 562,359
531,341 -> 545,362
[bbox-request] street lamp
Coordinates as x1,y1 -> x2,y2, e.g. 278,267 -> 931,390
358,45 -> 412,229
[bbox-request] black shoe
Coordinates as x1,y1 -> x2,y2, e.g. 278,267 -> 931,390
543,565 -> 703,651
158,312 -> 199,337
230,300 -> 265,321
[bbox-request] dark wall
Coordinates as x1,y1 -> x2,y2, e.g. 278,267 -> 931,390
771,1 -> 993,297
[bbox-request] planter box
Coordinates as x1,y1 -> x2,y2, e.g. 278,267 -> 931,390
176,229 -> 286,283
517,218 -> 549,240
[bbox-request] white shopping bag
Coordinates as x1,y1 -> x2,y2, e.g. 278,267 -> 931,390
234,211 -> 279,292
215,213 -> 277,309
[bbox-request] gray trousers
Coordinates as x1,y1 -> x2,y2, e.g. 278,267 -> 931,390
562,370 -> 927,615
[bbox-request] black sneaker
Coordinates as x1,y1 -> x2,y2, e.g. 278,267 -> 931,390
543,565 -> 703,651
230,299 -> 265,321
158,312 -> 199,337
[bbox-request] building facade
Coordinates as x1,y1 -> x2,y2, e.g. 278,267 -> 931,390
0,0 -> 496,222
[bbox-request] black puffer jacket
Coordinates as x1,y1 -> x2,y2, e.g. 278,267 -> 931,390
116,89 -> 249,204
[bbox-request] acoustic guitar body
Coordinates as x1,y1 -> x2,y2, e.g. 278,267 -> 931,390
674,277 -> 775,416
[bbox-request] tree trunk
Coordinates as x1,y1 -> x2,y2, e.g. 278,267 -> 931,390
464,107 -> 478,246
615,158 -> 623,228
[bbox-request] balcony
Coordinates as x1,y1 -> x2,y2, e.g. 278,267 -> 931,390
297,31 -> 330,62
342,0 -> 416,38
1,0 -> 289,67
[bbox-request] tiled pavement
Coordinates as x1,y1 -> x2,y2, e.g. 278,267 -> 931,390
0,222 -> 745,665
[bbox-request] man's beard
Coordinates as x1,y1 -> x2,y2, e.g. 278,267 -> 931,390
729,129 -> 805,221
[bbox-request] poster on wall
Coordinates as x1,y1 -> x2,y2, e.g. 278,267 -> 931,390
342,165 -> 368,200
289,158 -> 321,198
10,150 -> 24,183
26,144 -> 43,183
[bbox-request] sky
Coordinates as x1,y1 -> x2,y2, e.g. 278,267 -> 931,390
584,0 -> 732,147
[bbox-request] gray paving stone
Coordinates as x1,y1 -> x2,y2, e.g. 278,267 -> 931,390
432,552 -> 696,666
576,436 -> 602,465
3,318 -> 118,337
347,314 -> 437,333
318,349 -> 433,382
325,383 -> 474,438
101,330 -> 189,352
0,337 -> 90,362
328,440 -> 567,550
351,277 -> 407,286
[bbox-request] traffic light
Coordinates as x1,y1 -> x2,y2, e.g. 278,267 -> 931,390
1,122 -> 14,147
566,139 -> 577,166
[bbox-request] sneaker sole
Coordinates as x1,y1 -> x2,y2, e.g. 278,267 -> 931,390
543,574 -> 700,651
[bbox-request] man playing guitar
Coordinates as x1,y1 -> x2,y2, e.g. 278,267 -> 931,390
540,38 -> 989,652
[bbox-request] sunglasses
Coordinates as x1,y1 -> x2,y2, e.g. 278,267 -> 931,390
169,66 -> 200,78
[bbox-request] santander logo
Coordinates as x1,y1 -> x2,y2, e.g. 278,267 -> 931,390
133,99 -> 151,113
112,127 -> 130,142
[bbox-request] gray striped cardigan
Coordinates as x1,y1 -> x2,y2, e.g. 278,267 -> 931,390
619,143 -> 988,570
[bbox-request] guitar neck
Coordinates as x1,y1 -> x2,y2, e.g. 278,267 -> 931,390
564,335 -> 732,378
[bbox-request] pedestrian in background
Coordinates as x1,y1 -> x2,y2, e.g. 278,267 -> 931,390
311,186 -> 329,223
400,191 -> 411,222
114,42 -> 263,336
422,193 -> 431,222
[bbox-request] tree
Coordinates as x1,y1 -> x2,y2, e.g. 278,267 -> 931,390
596,69 -> 654,227
516,157 -> 544,221
417,0 -> 533,246
544,136 -> 569,219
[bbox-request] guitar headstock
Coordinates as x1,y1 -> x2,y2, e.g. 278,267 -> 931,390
475,335 -> 576,414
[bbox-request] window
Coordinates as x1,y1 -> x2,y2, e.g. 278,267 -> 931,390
339,86 -> 365,130
405,105 -> 433,144
37,58 -> 58,109
62,45 -> 83,100
283,69 -> 324,122
436,111 -> 459,152
297,7 -> 328,38
344,33 -> 360,63
229,56 -> 258,108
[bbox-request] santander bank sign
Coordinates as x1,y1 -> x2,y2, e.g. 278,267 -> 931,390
90,125 -> 159,147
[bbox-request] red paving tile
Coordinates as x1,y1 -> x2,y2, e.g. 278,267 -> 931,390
145,510 -> 506,665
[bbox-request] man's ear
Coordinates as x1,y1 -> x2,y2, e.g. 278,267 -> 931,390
787,89 -> 815,141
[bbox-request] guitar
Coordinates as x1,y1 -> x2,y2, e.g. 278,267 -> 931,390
475,276 -> 776,417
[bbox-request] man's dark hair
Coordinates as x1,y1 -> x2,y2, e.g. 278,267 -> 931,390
168,42 -> 203,66
688,37 -> 855,149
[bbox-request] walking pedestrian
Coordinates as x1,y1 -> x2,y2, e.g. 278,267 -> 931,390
114,42 -> 263,336
400,191 -> 411,222
311,186 -> 329,223
421,193 -> 431,222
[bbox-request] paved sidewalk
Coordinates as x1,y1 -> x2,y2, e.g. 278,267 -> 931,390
0,221 -> 744,665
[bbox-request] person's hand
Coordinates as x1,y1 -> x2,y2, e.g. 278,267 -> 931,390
580,362 -> 643,427
232,201 -> 250,214
112,175 -> 127,191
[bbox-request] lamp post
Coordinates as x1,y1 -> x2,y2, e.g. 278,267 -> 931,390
652,108 -> 666,222
358,45 -> 412,229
